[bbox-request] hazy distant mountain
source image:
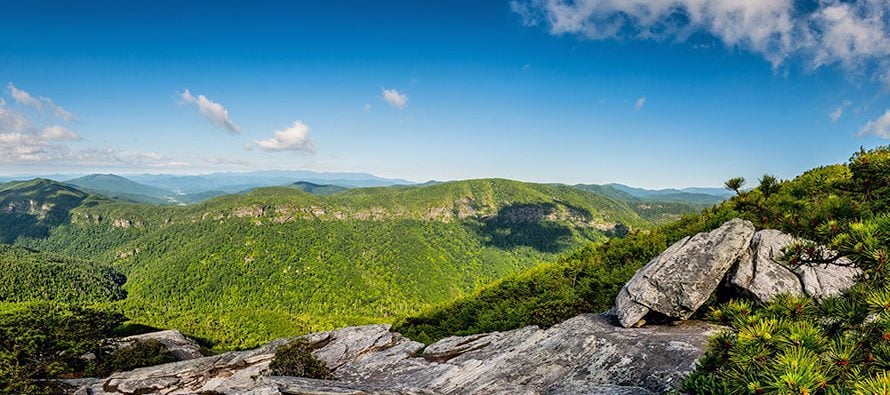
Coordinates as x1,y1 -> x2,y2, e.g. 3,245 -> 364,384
605,183 -> 731,204
128,170 -> 414,194
66,174 -> 178,205
572,183 -> 719,223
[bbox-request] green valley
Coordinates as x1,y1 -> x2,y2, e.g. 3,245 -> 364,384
2,177 -> 699,350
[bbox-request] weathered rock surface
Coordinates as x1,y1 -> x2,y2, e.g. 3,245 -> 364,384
728,229 -> 805,303
729,229 -> 861,303
615,218 -> 756,327
114,330 -> 203,361
616,219 -> 862,327
794,260 -> 860,300
72,314 -> 721,395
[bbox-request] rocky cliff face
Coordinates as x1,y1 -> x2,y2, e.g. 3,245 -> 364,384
70,315 -> 721,395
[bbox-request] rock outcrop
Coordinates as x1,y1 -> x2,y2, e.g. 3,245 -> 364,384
728,229 -> 861,303
72,314 -> 721,395
114,330 -> 203,361
615,219 -> 756,327
615,219 -> 862,327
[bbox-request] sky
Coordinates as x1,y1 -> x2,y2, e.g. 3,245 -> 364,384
1,0 -> 890,188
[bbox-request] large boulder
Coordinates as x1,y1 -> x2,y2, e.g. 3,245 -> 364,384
728,229 -> 861,303
728,229 -> 806,303
794,260 -> 860,299
615,218 -> 756,327
72,315 -> 721,394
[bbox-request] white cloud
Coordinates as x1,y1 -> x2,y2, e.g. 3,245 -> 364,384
7,83 -> 42,110
253,120 -> 316,153
364,103 -> 372,111
6,83 -> 75,121
858,109 -> 890,138
382,88 -> 408,109
178,89 -> 240,134
206,157 -> 249,165
0,98 -> 6,106
829,100 -> 852,122
41,125 -> 80,141
0,87 -> 187,167
635,97 -> 646,110
511,0 -> 890,78
0,106 -> 79,163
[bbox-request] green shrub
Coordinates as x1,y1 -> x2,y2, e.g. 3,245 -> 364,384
88,339 -> 178,377
0,301 -> 123,393
268,339 -> 332,379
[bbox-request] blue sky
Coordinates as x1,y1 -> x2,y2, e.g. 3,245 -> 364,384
1,0 -> 889,188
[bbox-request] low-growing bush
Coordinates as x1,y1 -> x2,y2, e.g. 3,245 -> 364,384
268,339 -> 332,379
88,339 -> 178,377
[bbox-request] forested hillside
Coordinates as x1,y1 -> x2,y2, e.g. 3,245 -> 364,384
0,179 -> 96,243
0,244 -> 126,304
4,178 -> 689,350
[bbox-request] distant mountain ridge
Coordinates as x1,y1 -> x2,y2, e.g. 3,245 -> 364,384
66,174 -> 179,205
606,183 -> 733,199
128,170 -> 414,194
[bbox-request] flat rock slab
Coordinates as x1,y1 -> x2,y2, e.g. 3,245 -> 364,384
73,315 -> 722,395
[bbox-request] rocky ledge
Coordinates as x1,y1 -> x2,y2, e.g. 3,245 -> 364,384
71,314 -> 721,395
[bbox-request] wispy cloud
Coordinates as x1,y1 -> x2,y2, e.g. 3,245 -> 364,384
858,109 -> 890,139
253,120 -> 316,153
0,82 -> 85,163
635,97 -> 646,111
206,157 -> 249,165
0,88 -> 186,167
382,88 -> 408,109
829,100 -> 852,122
178,89 -> 240,134
510,0 -> 890,83
6,83 -> 75,121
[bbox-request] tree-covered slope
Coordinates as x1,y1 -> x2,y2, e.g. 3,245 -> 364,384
290,181 -> 349,195
0,179 -> 95,243
0,244 -> 125,304
9,178 -> 672,350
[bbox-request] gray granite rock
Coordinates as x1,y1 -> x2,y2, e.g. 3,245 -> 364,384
794,258 -> 861,299
729,229 -> 861,302
728,229 -> 805,303
615,218 -> 756,327
73,315 -> 721,395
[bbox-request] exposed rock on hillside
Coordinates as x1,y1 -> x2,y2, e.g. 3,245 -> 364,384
615,218 -> 755,327
728,229 -> 860,303
114,330 -> 203,361
72,315 -> 721,394
615,219 -> 861,327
